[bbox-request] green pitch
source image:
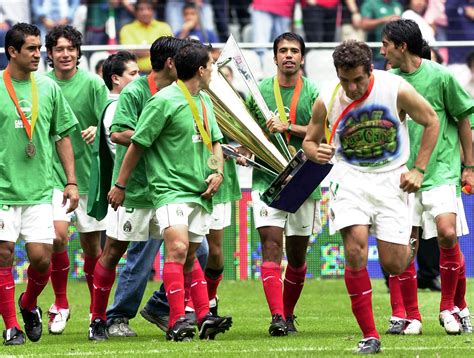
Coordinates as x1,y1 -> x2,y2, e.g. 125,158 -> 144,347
3,279 -> 474,357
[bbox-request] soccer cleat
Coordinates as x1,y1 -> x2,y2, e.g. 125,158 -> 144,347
184,306 -> 197,326
403,319 -> 422,335
439,309 -> 462,335
18,293 -> 43,342
3,327 -> 25,346
88,318 -> 108,341
385,317 -> 406,335
209,296 -> 219,316
286,315 -> 298,333
140,307 -> 168,333
198,313 -> 232,340
355,337 -> 381,354
48,304 -> 70,334
107,318 -> 137,337
457,307 -> 473,334
166,317 -> 196,342
268,314 -> 288,337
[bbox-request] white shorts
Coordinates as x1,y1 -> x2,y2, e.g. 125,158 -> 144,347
420,196 -> 470,239
0,204 -> 55,244
413,184 -> 458,227
210,202 -> 232,230
251,191 -> 322,237
53,189 -> 107,233
156,203 -> 212,242
329,164 -> 412,245
105,206 -> 161,242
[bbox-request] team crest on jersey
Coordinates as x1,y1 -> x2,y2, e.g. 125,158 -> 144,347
123,220 -> 132,233
260,207 -> 268,217
176,207 -> 184,217
14,100 -> 33,128
337,105 -> 399,167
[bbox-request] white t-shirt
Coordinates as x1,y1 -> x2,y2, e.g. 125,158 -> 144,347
103,93 -> 119,158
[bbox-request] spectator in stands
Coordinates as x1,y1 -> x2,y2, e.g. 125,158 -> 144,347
302,0 -> 340,42
32,0 -> 80,42
0,0 -> 30,69
120,0 -> 173,73
166,0 -> 216,35
229,0 -> 251,36
212,0 -> 230,42
340,0 -> 366,41
360,0 -> 403,68
176,2 -> 218,42
402,0 -> 436,44
85,0 -> 109,45
446,0 -> 474,64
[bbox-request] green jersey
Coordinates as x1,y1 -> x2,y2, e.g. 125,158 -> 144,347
247,76 -> 322,199
111,76 -> 154,208
391,60 -> 474,191
0,71 -> 77,205
214,137 -> 241,205
132,83 -> 223,213
47,68 -> 108,194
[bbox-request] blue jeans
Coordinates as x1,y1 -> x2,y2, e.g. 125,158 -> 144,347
251,9 -> 291,59
106,237 -> 209,323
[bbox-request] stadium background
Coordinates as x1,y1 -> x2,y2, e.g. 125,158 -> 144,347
11,189 -> 474,283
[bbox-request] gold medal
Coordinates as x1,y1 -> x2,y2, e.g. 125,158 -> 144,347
207,154 -> 220,170
25,142 -> 36,158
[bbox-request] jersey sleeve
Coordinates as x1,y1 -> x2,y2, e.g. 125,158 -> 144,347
131,97 -> 167,148
444,73 -> 474,121
111,89 -> 141,133
50,83 -> 78,137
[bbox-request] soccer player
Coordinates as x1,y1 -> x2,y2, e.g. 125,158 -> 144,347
245,32 -> 321,336
45,25 -> 109,334
88,37 -> 184,340
380,19 -> 474,336
108,40 -> 232,341
303,40 -> 439,354
0,23 -> 78,345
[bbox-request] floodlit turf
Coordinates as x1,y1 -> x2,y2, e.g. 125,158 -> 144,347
3,279 -> 474,357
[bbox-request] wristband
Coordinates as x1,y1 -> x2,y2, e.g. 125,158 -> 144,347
65,183 -> 77,187
463,165 -> 474,170
287,122 -> 292,133
114,182 -> 126,190
216,169 -> 224,178
414,166 -> 425,175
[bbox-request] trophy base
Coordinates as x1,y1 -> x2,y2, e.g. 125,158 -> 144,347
261,150 -> 333,213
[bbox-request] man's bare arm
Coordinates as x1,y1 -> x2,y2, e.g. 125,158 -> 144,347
55,136 -> 79,213
111,129 -> 134,146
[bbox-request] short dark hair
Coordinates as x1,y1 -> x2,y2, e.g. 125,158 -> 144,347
45,25 -> 82,68
174,41 -> 212,81
134,0 -> 154,11
273,32 -> 305,57
5,23 -> 40,61
102,51 -> 137,90
382,19 -> 423,57
150,36 -> 185,71
333,40 -> 372,75
183,1 -> 198,12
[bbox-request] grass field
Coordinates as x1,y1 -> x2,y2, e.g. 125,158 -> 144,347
2,279 -> 474,357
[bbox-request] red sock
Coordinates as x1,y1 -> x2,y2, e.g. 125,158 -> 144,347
283,263 -> 306,317
344,266 -> 379,339
439,244 -> 461,311
184,270 -> 192,308
0,267 -> 20,330
389,275 -> 406,319
84,254 -> 100,303
454,253 -> 467,311
21,265 -> 52,311
91,261 -> 116,321
399,261 -> 421,321
190,260 -> 209,323
261,261 -> 284,318
51,250 -> 70,309
205,268 -> 223,301
164,262 -> 185,328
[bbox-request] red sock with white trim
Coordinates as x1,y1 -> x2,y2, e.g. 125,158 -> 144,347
283,263 -> 306,318
21,265 -> 52,311
0,266 -> 20,330
190,260 -> 209,324
261,261 -> 284,318
164,262 -> 185,328
399,260 -> 421,321
439,244 -> 461,311
91,261 -> 116,321
389,275 -> 406,319
454,253 -> 467,311
51,250 -> 70,309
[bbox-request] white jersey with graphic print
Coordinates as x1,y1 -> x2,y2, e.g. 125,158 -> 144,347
323,69 -> 410,173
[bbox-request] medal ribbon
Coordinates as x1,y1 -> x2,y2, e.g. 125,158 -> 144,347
147,73 -> 158,95
328,74 -> 374,145
176,80 -> 212,153
3,66 -> 38,141
273,75 -> 303,142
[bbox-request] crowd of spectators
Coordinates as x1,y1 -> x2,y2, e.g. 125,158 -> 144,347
0,0 -> 473,65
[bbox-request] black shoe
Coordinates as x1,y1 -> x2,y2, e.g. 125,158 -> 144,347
418,277 -> 441,292
268,314 -> 288,336
3,327 -> 25,346
355,338 -> 381,354
18,293 -> 43,342
88,318 -> 108,341
209,296 -> 219,316
286,315 -> 298,333
386,318 -> 406,334
166,317 -> 196,341
198,313 -> 232,340
140,306 -> 169,333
